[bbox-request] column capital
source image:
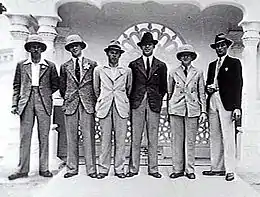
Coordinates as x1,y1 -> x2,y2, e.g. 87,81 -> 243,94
240,21 -> 260,47
5,14 -> 30,41
36,16 -> 61,42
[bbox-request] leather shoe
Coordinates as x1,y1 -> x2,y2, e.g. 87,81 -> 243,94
8,172 -> 28,180
186,173 -> 196,179
64,172 -> 78,178
126,172 -> 138,177
202,170 -> 225,176
148,172 -> 162,178
96,173 -> 108,179
225,173 -> 235,181
39,170 -> 53,177
169,172 -> 184,179
88,173 -> 97,178
115,173 -> 126,179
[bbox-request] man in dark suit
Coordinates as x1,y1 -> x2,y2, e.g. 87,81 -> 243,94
202,33 -> 243,181
8,34 -> 59,180
60,34 -> 97,178
126,32 -> 167,178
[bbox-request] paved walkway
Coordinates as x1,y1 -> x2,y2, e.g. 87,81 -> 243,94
1,165 -> 258,197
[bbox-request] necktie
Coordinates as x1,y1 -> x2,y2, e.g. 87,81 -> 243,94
75,58 -> 80,82
146,57 -> 150,77
217,57 -> 222,74
184,66 -> 188,77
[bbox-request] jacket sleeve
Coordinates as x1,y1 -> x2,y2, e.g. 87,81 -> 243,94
50,63 -> 59,94
93,66 -> 100,98
126,68 -> 133,98
59,64 -> 67,99
233,59 -> 243,109
167,69 -> 175,100
198,70 -> 207,113
12,62 -> 21,107
160,63 -> 168,97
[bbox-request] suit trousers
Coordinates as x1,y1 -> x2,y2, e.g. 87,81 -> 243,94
170,115 -> 197,174
98,102 -> 128,174
208,91 -> 236,173
65,102 -> 96,175
129,94 -> 160,174
18,87 -> 51,173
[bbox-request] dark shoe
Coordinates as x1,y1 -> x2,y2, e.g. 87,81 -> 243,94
202,170 -> 225,176
126,172 -> 138,178
88,172 -> 97,178
169,172 -> 184,179
186,173 -> 196,179
148,172 -> 162,178
96,173 -> 108,179
39,170 -> 53,177
8,172 -> 28,180
64,172 -> 78,178
115,173 -> 126,179
225,173 -> 235,181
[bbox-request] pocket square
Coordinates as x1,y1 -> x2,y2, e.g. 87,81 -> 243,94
225,67 -> 228,71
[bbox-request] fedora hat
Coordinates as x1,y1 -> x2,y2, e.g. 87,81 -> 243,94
65,34 -> 87,51
104,40 -> 125,54
176,44 -> 197,61
137,32 -> 158,47
210,33 -> 233,49
24,34 -> 47,52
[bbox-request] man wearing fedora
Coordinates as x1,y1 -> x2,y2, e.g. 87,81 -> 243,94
168,44 -> 207,180
202,33 -> 243,181
60,34 -> 98,178
126,32 -> 167,178
8,34 -> 59,180
93,40 -> 132,179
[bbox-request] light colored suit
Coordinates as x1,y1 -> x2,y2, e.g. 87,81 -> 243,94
12,58 -> 59,173
168,65 -> 206,174
93,65 -> 132,174
59,57 -> 97,175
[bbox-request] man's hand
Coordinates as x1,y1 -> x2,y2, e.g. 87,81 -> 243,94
11,106 -> 18,115
199,112 -> 207,124
232,109 -> 241,121
206,84 -> 216,94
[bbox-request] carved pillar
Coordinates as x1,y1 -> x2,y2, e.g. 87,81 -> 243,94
238,21 -> 260,171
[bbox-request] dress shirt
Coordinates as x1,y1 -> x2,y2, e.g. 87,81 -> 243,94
181,64 -> 191,76
142,55 -> 153,70
214,54 -> 227,88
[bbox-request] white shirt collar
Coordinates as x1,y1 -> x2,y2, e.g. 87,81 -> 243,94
181,64 -> 191,71
24,56 -> 46,65
72,55 -> 83,64
218,54 -> 227,62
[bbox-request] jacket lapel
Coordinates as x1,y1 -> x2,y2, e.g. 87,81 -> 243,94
186,66 -> 197,85
148,57 -> 159,79
175,66 -> 186,83
135,57 -> 147,78
39,60 -> 49,79
80,57 -> 90,83
66,59 -> 79,84
103,66 -> 114,82
23,62 -> 32,80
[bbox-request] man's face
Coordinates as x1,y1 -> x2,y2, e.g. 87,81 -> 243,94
29,43 -> 42,56
215,42 -> 228,57
180,52 -> 193,67
69,43 -> 82,58
141,43 -> 155,57
107,49 -> 121,65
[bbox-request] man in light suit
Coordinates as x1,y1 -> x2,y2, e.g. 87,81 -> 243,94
126,32 -> 167,178
60,34 -> 97,178
202,33 -> 243,181
93,40 -> 132,179
8,34 -> 59,180
168,44 -> 207,179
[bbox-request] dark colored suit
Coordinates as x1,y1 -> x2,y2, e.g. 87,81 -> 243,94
128,56 -> 167,174
12,58 -> 59,173
59,57 -> 97,175
206,55 -> 243,173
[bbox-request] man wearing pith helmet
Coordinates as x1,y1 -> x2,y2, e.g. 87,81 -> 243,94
60,34 -> 98,178
93,40 -> 132,179
168,44 -> 207,180
126,32 -> 167,178
202,33 -> 243,181
9,34 -> 59,180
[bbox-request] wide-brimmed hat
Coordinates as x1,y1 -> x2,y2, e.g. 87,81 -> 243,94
65,34 -> 87,51
24,34 -> 47,52
104,40 -> 125,54
137,32 -> 158,47
176,44 -> 197,61
210,33 -> 233,49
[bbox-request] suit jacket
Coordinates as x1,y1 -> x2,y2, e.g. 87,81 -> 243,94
93,65 -> 132,119
128,56 -> 167,113
59,57 -> 97,115
206,55 -> 243,111
12,59 -> 59,116
168,65 -> 206,117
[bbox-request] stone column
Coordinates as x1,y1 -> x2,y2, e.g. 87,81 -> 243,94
37,15 -> 64,170
238,21 -> 260,172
